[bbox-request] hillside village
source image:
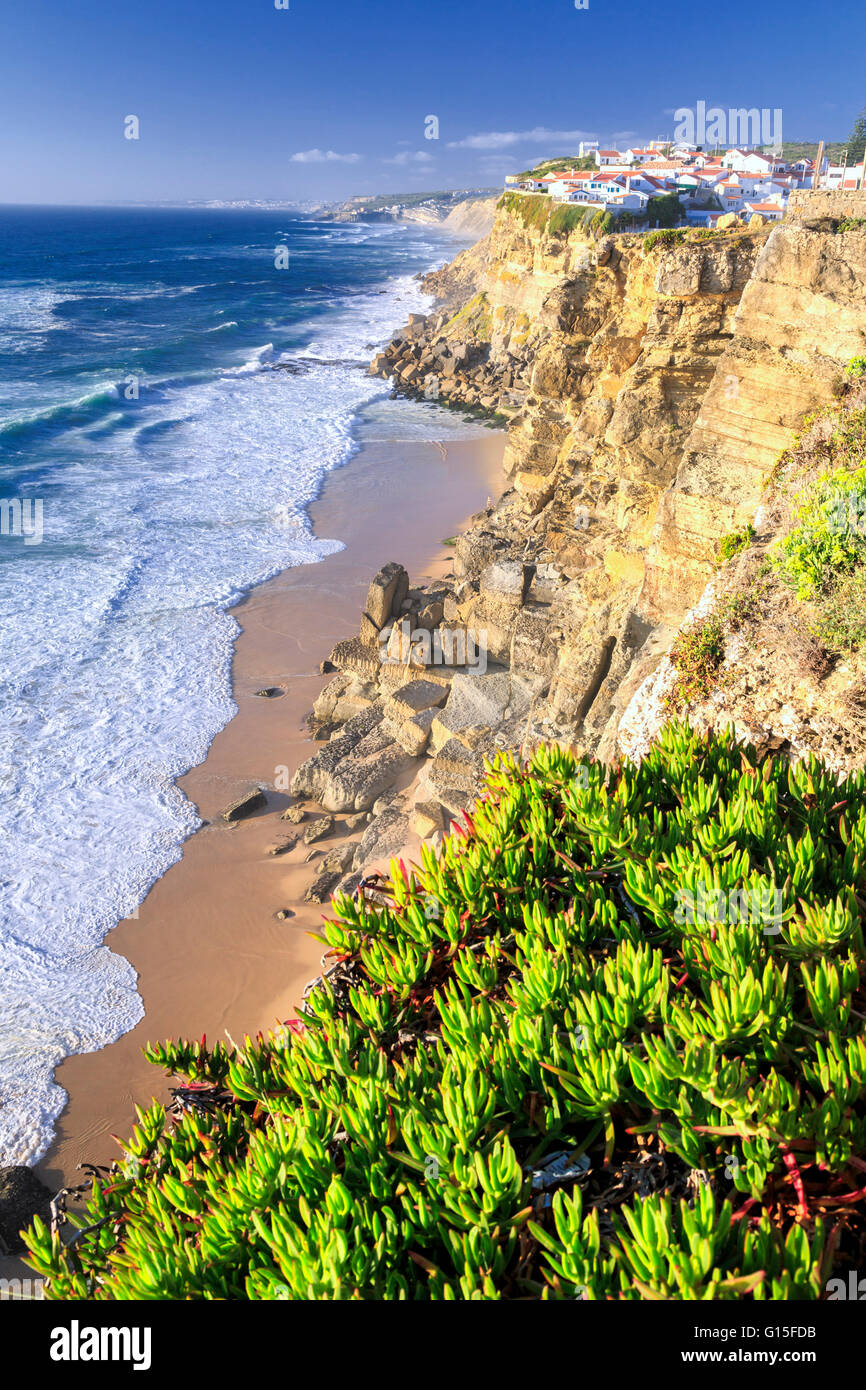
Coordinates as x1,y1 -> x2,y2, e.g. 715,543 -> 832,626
505,139 -> 866,225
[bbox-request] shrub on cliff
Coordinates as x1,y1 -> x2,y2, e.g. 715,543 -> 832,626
548,204 -> 603,238
772,465 -> 866,600
25,726 -> 866,1300
664,589 -> 763,713
644,227 -> 686,252
716,523 -> 756,565
647,192 -> 686,229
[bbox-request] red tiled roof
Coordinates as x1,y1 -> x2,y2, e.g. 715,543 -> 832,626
729,150 -> 777,164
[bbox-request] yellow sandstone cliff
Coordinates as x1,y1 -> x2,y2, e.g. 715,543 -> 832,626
358,190 -> 866,809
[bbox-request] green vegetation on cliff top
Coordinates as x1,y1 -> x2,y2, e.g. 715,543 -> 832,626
497,191 -> 613,238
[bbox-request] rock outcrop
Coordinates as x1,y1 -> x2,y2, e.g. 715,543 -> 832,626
0,1166 -> 51,1255
304,193 -> 866,879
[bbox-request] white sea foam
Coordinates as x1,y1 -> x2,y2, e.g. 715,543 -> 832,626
0,241 -> 480,1164
0,285 -> 69,353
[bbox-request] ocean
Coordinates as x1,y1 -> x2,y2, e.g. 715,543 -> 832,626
0,205 -> 489,1164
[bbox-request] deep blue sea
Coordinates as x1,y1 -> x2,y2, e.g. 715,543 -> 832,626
0,206 -> 486,1162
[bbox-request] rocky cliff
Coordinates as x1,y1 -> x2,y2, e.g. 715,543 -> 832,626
293,192 -> 866,886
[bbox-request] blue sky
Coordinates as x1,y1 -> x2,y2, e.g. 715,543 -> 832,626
1,0 -> 864,205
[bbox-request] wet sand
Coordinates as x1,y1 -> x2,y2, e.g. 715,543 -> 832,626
36,428 -> 505,1195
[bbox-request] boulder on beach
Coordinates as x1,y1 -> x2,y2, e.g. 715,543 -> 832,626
410,800 -> 446,839
303,815 -> 334,845
222,787 -> 267,822
0,1166 -> 51,1255
323,742 -> 416,814
305,869 -> 342,904
291,706 -> 384,802
364,562 -> 409,631
352,804 -> 411,871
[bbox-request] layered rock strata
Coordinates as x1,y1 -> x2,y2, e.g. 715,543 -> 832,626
296,195 -> 866,887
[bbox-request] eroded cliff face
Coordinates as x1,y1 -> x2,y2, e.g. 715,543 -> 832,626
642,217 -> 866,622
301,197 -> 866,880
371,198 -> 866,764
374,208 -> 772,749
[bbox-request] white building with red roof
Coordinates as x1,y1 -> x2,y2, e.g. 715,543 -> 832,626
716,180 -> 746,212
825,162 -> 866,190
722,148 -> 788,175
743,201 -> 785,220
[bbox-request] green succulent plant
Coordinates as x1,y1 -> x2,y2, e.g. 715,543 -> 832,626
25,724 -> 866,1300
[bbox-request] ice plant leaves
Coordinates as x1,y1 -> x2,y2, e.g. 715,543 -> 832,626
25,723 -> 866,1300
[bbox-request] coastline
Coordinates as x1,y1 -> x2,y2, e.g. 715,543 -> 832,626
35,424 -> 505,1196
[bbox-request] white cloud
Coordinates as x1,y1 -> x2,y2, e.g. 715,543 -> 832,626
476,155 -> 521,175
290,149 -> 362,164
447,126 -> 595,150
383,150 -> 435,166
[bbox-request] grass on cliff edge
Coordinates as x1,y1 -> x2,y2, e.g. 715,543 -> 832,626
497,191 -> 613,239
25,724 -> 866,1300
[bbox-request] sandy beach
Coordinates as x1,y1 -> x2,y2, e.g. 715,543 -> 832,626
35,426 -> 505,1197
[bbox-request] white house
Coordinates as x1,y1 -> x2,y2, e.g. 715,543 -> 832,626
605,187 -> 653,213
673,173 -> 704,200
624,171 -> 671,195
583,172 -> 631,197
640,160 -> 689,178
722,149 -> 788,175
825,162 -> 865,190
546,173 -> 594,198
726,170 -> 767,192
624,147 -> 657,164
767,177 -> 794,203
743,200 -> 785,221
504,175 -> 549,192
716,180 -> 746,212
726,170 -> 794,204
789,159 -> 814,189
578,140 -> 599,157
694,164 -> 728,188
561,189 -> 605,207
595,149 -> 622,167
